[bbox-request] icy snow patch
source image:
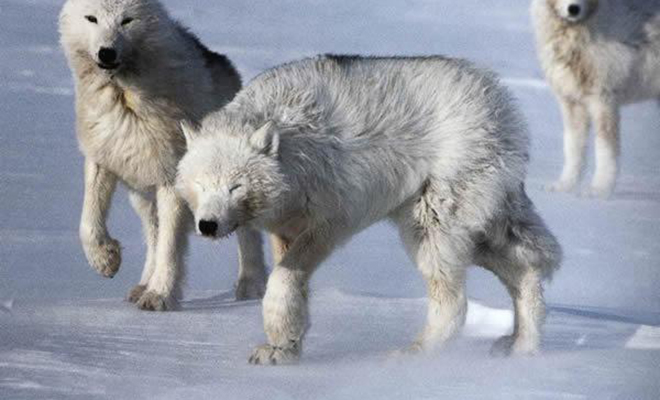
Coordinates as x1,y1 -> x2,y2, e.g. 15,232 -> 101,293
626,326 -> 660,350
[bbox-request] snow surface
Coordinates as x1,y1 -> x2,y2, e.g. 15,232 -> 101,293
1,0 -> 659,398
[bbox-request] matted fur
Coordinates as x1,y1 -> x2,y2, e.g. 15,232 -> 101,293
59,0 -> 267,310
177,55 -> 562,364
532,0 -> 660,198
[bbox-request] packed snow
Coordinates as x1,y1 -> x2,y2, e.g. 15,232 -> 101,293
1,0 -> 659,399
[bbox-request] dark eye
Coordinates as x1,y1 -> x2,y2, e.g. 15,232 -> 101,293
229,184 -> 242,194
85,15 -> 98,24
121,17 -> 134,26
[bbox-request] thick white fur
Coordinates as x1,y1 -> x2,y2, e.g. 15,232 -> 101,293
59,0 -> 267,310
177,55 -> 563,364
532,0 -> 660,198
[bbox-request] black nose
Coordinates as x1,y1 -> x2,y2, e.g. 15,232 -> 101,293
98,47 -> 117,64
198,220 -> 218,237
568,4 -> 581,17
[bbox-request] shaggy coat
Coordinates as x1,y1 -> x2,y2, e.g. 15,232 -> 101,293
59,0 -> 267,310
532,0 -> 660,198
177,55 -> 562,364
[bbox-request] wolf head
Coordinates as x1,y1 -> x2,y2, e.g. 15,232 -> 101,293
176,120 -> 287,239
548,0 -> 599,23
59,0 -> 168,74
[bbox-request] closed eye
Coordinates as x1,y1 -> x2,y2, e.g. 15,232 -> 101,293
85,15 -> 98,24
121,17 -> 134,26
229,184 -> 242,194
194,181 -> 206,192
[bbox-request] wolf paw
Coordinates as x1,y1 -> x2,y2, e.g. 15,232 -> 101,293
248,342 -> 301,365
136,291 -> 177,312
490,335 -> 538,357
235,276 -> 266,301
545,179 -> 577,193
390,341 -> 424,358
126,284 -> 147,303
581,185 -> 613,200
83,238 -> 122,278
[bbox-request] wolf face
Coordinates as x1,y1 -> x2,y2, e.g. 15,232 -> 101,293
176,122 -> 287,239
549,0 -> 599,22
59,0 -> 165,73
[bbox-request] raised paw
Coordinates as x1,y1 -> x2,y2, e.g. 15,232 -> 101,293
83,238 -> 122,278
248,342 -> 301,366
136,291 -> 177,312
126,284 -> 147,303
235,276 -> 266,301
490,335 -> 538,357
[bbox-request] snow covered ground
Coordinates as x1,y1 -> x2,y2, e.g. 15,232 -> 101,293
1,0 -> 659,398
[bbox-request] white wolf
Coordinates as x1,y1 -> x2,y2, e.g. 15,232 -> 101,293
177,55 -> 562,364
532,0 -> 660,198
59,0 -> 268,311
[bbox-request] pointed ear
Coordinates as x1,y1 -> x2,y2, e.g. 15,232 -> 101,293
180,120 -> 199,146
249,121 -> 280,156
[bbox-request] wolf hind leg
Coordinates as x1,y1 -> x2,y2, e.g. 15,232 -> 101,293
489,268 -> 545,356
413,267 -> 468,353
477,201 -> 562,356
392,196 -> 471,353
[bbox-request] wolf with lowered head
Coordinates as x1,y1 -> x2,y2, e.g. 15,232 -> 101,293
177,55 -> 562,364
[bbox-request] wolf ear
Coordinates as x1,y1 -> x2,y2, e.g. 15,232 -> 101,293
180,120 -> 200,146
249,121 -> 280,157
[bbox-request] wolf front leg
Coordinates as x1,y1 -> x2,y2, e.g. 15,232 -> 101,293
586,97 -> 620,199
249,226 -> 338,365
79,159 -> 121,278
126,190 -> 158,303
234,227 -> 268,300
547,97 -> 590,193
136,186 -> 188,311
